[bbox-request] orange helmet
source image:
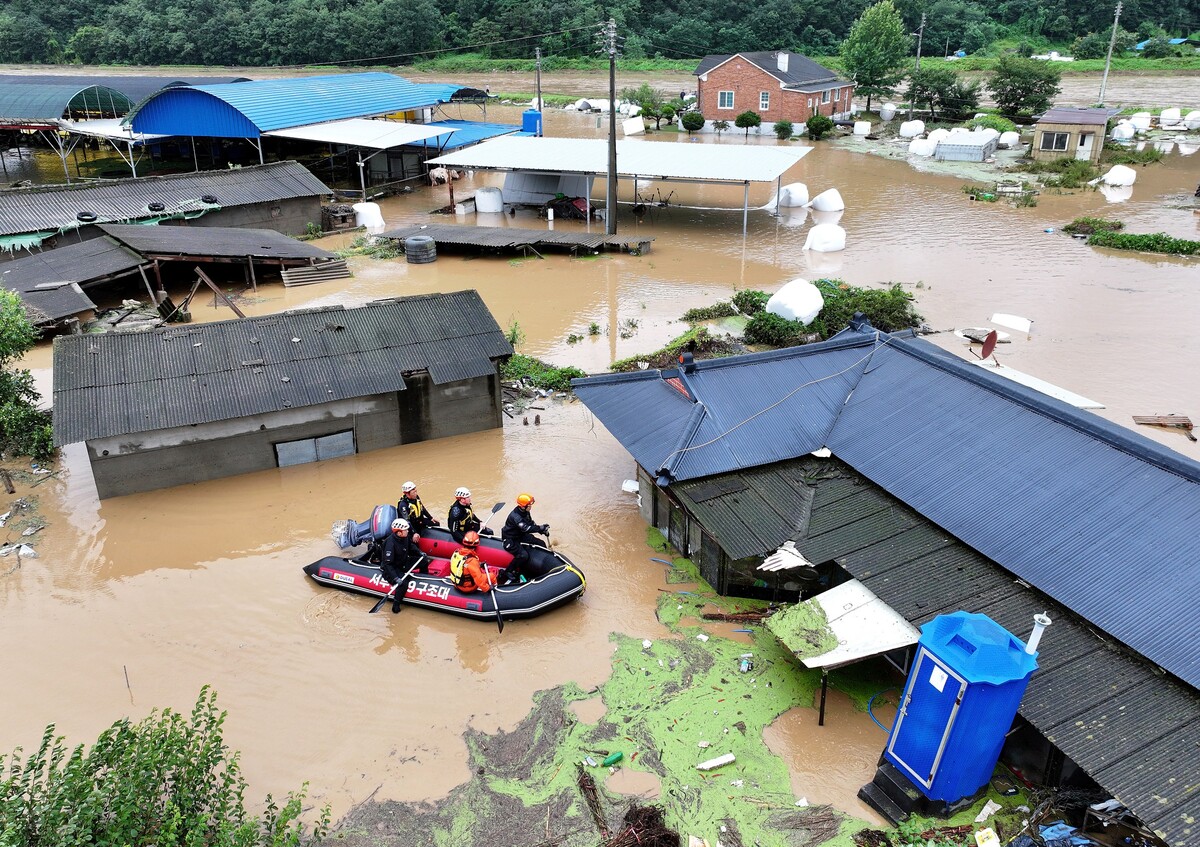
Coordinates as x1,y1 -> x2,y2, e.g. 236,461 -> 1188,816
463,531 -> 480,548
516,493 -> 535,508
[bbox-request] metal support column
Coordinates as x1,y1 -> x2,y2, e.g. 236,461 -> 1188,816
742,183 -> 750,237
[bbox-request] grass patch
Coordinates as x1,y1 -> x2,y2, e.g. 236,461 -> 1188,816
501,353 -> 587,391
681,302 -> 738,322
609,326 -> 742,372
743,280 -> 922,347
1102,146 -> 1164,166
335,235 -> 400,260
1063,216 -> 1124,235
1011,157 -> 1098,188
1087,230 -> 1200,255
407,54 -> 696,74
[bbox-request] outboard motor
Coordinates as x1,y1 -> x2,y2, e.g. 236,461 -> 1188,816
331,504 -> 397,549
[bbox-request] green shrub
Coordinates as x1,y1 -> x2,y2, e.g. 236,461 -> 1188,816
1013,158 -> 1098,188
773,119 -> 794,140
813,279 -> 923,336
744,311 -> 810,346
732,289 -> 770,315
1063,216 -> 1123,235
0,687 -> 329,847
681,111 -> 705,134
1102,146 -> 1163,166
1087,231 -> 1200,255
806,114 -> 835,140
681,302 -> 738,322
501,353 -> 586,391
0,292 -> 54,461
966,114 -> 1016,134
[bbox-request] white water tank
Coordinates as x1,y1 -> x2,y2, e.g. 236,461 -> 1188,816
766,278 -> 824,325
853,121 -> 871,136
908,138 -> 937,157
1111,121 -> 1135,140
999,131 -> 1021,148
1184,110 -> 1200,130
880,103 -> 897,121
778,182 -> 810,207
1101,164 -> 1137,186
807,188 -> 845,212
802,223 -> 847,253
899,120 -> 925,138
1160,107 -> 1182,125
1130,112 -> 1152,131
475,186 -> 504,214
352,202 -> 384,230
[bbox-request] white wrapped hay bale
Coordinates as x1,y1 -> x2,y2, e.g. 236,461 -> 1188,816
1101,164 -> 1137,186
899,120 -> 925,138
853,121 -> 871,136
927,128 -> 951,144
766,278 -> 825,325
908,137 -> 937,157
880,103 -> 897,121
1130,112 -> 1151,131
1184,110 -> 1200,130
1111,121 -> 1135,140
1099,183 -> 1133,203
352,202 -> 384,230
474,187 -> 504,214
802,223 -> 847,253
806,188 -> 845,212
810,208 -> 843,226
974,127 -> 1000,141
778,182 -> 810,207
1160,107 -> 1182,125
999,131 -> 1021,148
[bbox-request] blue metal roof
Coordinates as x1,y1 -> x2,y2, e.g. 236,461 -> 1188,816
422,120 -> 528,151
574,330 -> 1200,689
1134,37 -> 1194,49
127,73 -> 476,137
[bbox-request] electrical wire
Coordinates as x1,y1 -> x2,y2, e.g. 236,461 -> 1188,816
867,688 -> 896,732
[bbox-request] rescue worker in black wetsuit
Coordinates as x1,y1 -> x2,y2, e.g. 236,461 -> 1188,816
447,487 -> 494,542
379,518 -> 426,613
499,492 -> 549,585
398,480 -> 439,540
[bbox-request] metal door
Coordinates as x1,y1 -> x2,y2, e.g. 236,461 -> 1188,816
1076,132 -> 1094,161
886,647 -> 968,789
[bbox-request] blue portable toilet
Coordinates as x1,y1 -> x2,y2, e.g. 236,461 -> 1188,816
522,109 -> 543,136
883,612 -> 1039,805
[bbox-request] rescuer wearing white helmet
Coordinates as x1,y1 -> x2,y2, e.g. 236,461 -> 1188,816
447,486 -> 494,542
398,480 -> 439,540
379,517 -> 424,613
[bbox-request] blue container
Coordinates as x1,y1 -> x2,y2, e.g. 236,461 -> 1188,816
522,109 -> 543,135
884,612 -> 1038,804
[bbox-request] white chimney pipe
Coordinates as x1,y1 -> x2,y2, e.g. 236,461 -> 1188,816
777,51 -> 789,73
1025,612 -> 1052,655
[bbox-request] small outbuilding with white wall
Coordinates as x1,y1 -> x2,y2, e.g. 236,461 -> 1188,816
1032,108 -> 1114,164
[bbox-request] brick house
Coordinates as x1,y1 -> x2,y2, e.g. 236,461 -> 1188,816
693,50 -> 855,127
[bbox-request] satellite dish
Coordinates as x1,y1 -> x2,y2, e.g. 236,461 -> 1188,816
981,330 -> 998,360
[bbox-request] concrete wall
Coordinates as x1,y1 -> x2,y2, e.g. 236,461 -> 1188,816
1031,122 -> 1104,163
164,197 -> 322,237
697,59 -> 854,126
86,371 -> 503,498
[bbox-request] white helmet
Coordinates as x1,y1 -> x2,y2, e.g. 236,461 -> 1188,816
402,481 -> 417,493
454,487 -> 471,499
391,518 -> 410,532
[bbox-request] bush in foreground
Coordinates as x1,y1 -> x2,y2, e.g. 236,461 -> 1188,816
502,354 -> 586,392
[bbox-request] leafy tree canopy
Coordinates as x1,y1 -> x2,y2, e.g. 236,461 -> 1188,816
988,54 -> 1062,117
841,0 -> 910,111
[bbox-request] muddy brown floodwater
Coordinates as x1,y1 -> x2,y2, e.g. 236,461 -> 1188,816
2,99 -> 1198,835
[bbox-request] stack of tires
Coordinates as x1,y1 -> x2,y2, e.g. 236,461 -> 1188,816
404,235 -> 437,265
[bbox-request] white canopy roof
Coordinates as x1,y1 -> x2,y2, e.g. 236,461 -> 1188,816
61,119 -> 169,143
428,136 -> 810,183
263,118 -> 455,149
798,580 -> 920,670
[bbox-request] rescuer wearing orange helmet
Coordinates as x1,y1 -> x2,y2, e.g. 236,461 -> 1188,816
499,492 -> 550,585
449,531 -> 496,593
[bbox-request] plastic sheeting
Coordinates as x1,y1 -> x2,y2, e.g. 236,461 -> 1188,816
777,182 -> 809,207
853,121 -> 871,136
1160,107 -> 1182,124
1111,121 -> 1135,140
806,188 -> 844,211
1129,112 -> 1151,131
802,223 -> 846,252
1185,110 -> 1200,130
898,119 -> 925,138
352,202 -> 384,229
766,277 -> 824,324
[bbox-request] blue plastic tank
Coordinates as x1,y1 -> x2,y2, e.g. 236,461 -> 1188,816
884,612 -> 1038,804
522,109 -> 543,135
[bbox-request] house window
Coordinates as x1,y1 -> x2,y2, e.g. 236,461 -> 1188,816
822,89 -> 830,104
760,91 -> 770,110
1040,131 -> 1069,151
718,90 -> 734,109
274,430 -> 356,467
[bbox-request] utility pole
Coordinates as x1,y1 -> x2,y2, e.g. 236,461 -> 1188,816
909,13 -> 926,120
534,47 -> 544,135
598,18 -> 620,236
1098,1 -> 1122,107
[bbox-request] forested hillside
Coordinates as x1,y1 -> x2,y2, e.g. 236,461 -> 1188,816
0,0 -> 1195,68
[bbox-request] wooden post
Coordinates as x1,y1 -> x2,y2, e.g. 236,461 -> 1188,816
247,259 -> 258,292
194,267 -> 246,318
137,264 -> 158,303
818,670 -> 828,727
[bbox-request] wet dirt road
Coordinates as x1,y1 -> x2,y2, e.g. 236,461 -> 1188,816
3,103 -> 1199,831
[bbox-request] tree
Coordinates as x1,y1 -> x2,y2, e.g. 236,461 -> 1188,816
806,114 -> 835,139
1141,36 -> 1180,58
988,55 -> 1062,118
1073,28 -> 1137,59
712,119 -> 730,137
0,291 -> 53,460
841,0 -> 911,113
942,78 -> 982,121
735,110 -> 762,138
681,111 -> 705,134
907,65 -> 957,121
773,119 -> 794,139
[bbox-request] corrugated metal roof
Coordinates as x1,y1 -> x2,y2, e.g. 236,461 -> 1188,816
1037,107 -> 1114,126
52,290 -> 512,445
128,73 -> 473,137
263,118 -> 454,149
0,75 -> 249,104
428,136 -> 811,183
0,161 -> 330,237
98,224 -> 334,261
0,83 -> 133,122
673,458 -> 1200,844
0,237 -> 141,320
577,331 -> 1200,690
422,120 -> 525,150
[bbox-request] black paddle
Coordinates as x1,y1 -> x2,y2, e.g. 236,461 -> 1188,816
368,554 -> 427,614
478,502 -> 506,633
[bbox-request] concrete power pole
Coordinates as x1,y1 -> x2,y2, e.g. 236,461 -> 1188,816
909,13 -> 926,121
1098,1 -> 1123,107
600,19 -> 620,236
534,47 -> 543,134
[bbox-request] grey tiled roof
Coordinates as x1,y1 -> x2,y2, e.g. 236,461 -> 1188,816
0,161 -> 330,237
52,290 -> 512,445
693,51 -> 845,88
99,224 -> 334,261
0,237 -> 142,321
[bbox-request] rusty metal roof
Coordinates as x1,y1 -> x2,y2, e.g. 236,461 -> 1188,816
0,237 -> 141,321
52,290 -> 512,445
0,161 -> 330,237
98,224 -> 334,261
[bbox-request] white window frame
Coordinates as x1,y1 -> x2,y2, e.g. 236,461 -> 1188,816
822,89 -> 830,104
718,90 -> 735,110
760,91 -> 770,110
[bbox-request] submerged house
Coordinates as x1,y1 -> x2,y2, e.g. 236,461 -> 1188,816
52,291 -> 513,498
573,324 -> 1200,845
